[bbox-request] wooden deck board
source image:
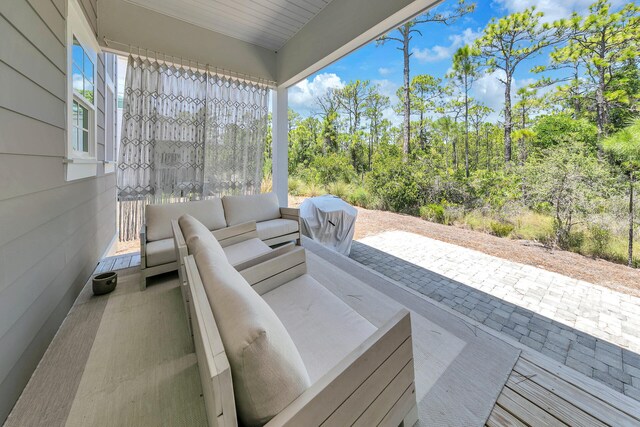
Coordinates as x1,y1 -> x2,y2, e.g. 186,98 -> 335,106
97,257 -> 115,273
505,373 -> 607,427
95,252 -> 140,274
496,385 -> 567,427
487,357 -> 639,427
112,256 -> 131,270
486,404 -> 528,427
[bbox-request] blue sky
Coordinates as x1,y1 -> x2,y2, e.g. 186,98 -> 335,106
288,0 -> 626,123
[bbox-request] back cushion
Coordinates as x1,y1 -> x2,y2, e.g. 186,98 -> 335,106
195,249 -> 310,426
145,199 -> 226,242
178,214 -> 226,260
222,193 -> 281,226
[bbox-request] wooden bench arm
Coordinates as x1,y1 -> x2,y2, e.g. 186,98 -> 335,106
232,242 -> 296,271
184,255 -> 237,427
171,220 -> 188,277
238,247 -> 307,295
280,207 -> 300,221
266,310 -> 416,427
140,224 -> 147,268
213,221 -> 259,248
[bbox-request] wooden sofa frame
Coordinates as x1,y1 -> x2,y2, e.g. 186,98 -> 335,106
171,220 -> 297,336
184,253 -> 418,427
263,207 -> 302,247
140,221 -> 264,291
141,205 -> 301,290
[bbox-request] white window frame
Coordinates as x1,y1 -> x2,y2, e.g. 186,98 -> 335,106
65,0 -> 101,181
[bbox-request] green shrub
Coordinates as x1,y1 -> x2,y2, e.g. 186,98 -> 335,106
589,224 -> 612,257
461,210 -> 491,232
368,148 -> 422,213
490,221 -> 514,237
301,181 -> 326,197
445,204 -> 465,225
309,153 -> 356,185
511,211 -> 554,242
288,177 -> 304,196
326,181 -> 351,200
346,186 -> 371,208
566,231 -> 585,251
420,204 -> 446,224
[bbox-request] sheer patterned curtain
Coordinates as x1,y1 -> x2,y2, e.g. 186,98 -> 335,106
117,55 -> 269,240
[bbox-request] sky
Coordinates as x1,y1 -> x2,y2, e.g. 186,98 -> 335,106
287,0 -> 625,124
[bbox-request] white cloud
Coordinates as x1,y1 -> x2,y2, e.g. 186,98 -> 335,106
378,67 -> 393,76
372,79 -> 402,126
382,106 -> 402,127
472,70 -> 550,122
413,45 -> 452,63
288,73 -> 345,115
413,27 -> 481,63
493,0 -> 626,23
372,79 -> 399,100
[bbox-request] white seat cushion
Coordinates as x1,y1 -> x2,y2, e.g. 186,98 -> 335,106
223,193 -> 281,226
195,249 -> 310,426
146,199 -> 226,242
146,238 -> 176,267
262,274 -> 377,383
223,238 -> 272,266
256,218 -> 299,241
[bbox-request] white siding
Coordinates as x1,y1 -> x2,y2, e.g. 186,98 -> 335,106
0,0 -> 117,421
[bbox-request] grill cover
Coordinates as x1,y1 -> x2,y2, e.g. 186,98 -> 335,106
300,195 -> 358,255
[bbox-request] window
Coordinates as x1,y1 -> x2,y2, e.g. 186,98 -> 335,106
72,36 -> 94,105
72,100 -> 89,152
65,0 -> 100,181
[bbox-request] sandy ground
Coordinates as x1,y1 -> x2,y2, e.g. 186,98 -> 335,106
117,196 -> 640,297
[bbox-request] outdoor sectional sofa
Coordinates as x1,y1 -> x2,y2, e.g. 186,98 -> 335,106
140,193 -> 300,289
172,216 -> 298,335
177,214 -> 418,427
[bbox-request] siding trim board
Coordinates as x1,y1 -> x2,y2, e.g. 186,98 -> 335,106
0,0 -> 117,422
0,0 -> 66,71
26,0 -> 66,45
0,16 -> 66,100
0,61 -> 65,128
0,58 -> 66,103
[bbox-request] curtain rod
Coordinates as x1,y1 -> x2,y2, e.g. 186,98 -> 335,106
102,37 -> 277,88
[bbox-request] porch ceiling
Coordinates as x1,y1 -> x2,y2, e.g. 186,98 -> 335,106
124,0 -> 334,50
100,0 -> 441,86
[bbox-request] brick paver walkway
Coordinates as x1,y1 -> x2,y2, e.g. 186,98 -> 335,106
349,231 -> 640,400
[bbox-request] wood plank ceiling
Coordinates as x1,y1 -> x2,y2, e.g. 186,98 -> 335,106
125,0 -> 333,50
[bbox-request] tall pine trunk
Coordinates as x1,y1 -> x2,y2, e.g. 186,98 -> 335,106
475,126 -> 480,169
518,107 -> 527,166
486,127 -> 491,171
420,110 -> 425,150
402,31 -> 411,156
464,77 -> 470,178
630,175 -> 635,268
452,118 -> 458,169
595,64 -> 608,158
504,74 -> 513,164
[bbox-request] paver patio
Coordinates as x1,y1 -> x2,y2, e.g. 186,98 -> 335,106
349,230 -> 640,401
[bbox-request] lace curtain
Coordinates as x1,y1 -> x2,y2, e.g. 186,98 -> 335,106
117,55 -> 269,240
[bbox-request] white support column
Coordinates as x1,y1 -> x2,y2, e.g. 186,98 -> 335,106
271,85 -> 288,207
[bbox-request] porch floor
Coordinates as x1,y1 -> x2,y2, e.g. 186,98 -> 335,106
5,247 -> 640,426
350,231 -> 640,401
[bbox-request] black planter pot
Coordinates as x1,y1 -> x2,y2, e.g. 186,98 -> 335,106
93,271 -> 117,295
